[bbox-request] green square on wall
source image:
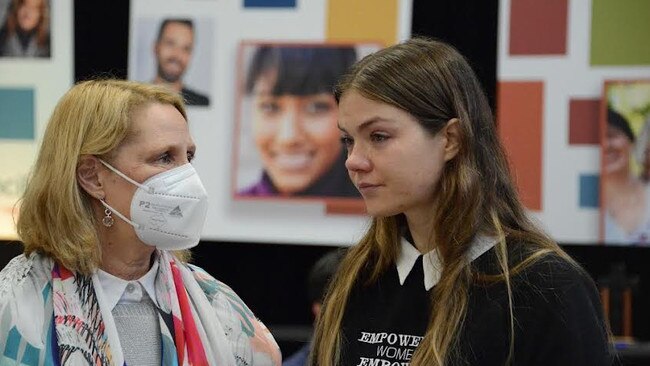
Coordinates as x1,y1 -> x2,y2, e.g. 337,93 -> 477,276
591,0 -> 650,66
0,88 -> 35,140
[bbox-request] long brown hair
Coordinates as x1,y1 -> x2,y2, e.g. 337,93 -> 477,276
311,38 -> 574,365
3,0 -> 49,48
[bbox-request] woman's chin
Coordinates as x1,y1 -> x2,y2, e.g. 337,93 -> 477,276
604,162 -> 629,176
364,202 -> 400,218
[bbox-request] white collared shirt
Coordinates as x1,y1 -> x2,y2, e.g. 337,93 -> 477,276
96,260 -> 159,311
396,235 -> 498,291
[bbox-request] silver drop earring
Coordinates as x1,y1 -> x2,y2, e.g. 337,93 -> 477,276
101,200 -> 114,227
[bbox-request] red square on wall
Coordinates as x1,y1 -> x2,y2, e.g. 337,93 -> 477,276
509,0 -> 568,55
569,99 -> 600,145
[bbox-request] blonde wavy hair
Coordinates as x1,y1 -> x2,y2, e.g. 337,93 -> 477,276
311,38 -> 579,365
17,79 -> 190,275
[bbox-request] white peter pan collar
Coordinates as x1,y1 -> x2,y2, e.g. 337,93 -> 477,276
96,259 -> 159,311
396,235 -> 498,291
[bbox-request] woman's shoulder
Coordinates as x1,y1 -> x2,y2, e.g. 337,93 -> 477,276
184,263 -> 242,303
505,248 -> 606,328
512,251 -> 594,295
0,253 -> 53,347
185,263 -> 263,329
470,245 -> 612,364
0,254 -> 32,303
185,263 -> 282,365
0,253 -> 52,304
474,242 -> 600,306
508,251 -> 612,364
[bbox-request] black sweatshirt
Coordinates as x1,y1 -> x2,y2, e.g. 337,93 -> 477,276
339,242 -> 613,366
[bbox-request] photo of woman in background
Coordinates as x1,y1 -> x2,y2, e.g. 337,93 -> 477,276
0,0 -> 50,57
602,81 -> 650,245
235,44 -> 361,198
603,108 -> 649,244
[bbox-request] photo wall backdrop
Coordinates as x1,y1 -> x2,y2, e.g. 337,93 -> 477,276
128,0 -> 413,245
3,0 -> 645,247
0,0 -> 74,239
497,0 -> 650,244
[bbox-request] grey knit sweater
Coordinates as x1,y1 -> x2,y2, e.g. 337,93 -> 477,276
112,293 -> 162,365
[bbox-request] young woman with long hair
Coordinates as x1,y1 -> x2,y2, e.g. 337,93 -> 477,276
311,38 -> 612,366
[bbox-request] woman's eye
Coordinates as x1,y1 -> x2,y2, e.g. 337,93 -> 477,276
158,152 -> 173,164
187,151 -> 195,163
340,136 -> 354,150
257,101 -> 280,115
305,101 -> 334,115
370,133 -> 389,143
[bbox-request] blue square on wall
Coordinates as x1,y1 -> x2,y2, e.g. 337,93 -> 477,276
579,174 -> 599,208
0,88 -> 35,140
244,0 -> 296,8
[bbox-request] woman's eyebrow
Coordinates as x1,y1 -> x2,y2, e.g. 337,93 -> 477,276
338,117 -> 395,133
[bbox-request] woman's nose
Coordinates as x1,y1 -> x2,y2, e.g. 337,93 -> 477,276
345,146 -> 371,172
276,107 -> 301,144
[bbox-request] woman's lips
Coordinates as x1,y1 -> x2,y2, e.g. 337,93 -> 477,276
271,152 -> 313,171
357,182 -> 381,194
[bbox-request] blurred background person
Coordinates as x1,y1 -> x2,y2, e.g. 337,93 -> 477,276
634,117 -> 650,183
0,79 -> 280,365
283,249 -> 344,366
0,0 -> 50,57
604,107 -> 650,245
238,45 -> 360,198
153,18 -> 209,106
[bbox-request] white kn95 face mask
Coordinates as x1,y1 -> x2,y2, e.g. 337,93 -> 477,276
98,159 -> 209,250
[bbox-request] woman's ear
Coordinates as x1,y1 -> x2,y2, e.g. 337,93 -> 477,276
77,155 -> 104,199
443,118 -> 461,162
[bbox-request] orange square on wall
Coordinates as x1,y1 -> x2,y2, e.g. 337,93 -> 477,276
497,81 -> 544,211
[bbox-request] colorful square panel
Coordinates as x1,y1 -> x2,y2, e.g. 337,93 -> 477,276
326,0 -> 397,46
569,99 -> 600,145
244,0 -> 296,8
497,81 -> 544,211
591,0 -> 650,65
0,88 -> 34,140
509,0 -> 568,55
579,174 -> 599,208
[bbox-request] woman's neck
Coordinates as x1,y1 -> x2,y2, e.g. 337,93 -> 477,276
605,170 -> 641,197
405,211 -> 435,253
98,235 -> 155,280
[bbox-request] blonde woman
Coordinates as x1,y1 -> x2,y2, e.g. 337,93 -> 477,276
0,80 -> 281,365
311,38 -> 612,365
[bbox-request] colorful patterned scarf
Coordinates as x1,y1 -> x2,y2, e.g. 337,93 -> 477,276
0,251 -> 281,365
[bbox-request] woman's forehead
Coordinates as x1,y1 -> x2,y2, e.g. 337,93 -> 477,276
123,104 -> 190,142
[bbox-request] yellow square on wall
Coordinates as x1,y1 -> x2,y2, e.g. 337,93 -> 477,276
326,0 -> 398,46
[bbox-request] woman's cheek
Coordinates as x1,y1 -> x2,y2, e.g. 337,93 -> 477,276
302,114 -> 339,139
252,114 -> 278,140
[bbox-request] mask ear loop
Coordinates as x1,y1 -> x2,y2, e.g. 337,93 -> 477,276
97,158 -> 145,229
98,159 -> 154,193
99,198 -> 143,230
